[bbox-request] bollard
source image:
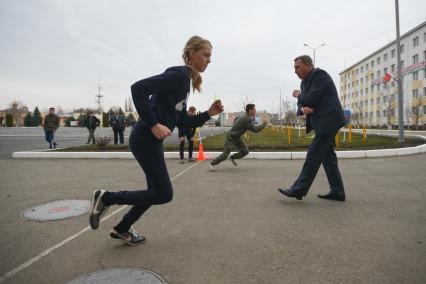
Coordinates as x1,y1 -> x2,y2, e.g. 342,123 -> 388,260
362,127 -> 367,144
287,126 -> 292,145
349,125 -> 352,143
335,130 -> 340,150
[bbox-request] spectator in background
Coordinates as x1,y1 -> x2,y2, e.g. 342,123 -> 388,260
109,111 -> 126,145
85,111 -> 100,144
43,107 -> 60,149
178,106 -> 197,163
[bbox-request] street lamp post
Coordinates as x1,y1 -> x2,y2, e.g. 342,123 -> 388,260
395,0 -> 404,142
303,43 -> 326,66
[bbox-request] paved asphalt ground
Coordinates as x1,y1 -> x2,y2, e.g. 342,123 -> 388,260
0,155 -> 425,283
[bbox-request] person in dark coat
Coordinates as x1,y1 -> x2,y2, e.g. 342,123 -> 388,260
84,111 -> 100,144
278,55 -> 346,201
109,111 -> 126,145
178,106 -> 197,163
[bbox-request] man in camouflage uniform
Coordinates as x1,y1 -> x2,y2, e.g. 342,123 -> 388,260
209,104 -> 267,171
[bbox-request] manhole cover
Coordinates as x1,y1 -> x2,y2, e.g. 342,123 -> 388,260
65,268 -> 166,284
21,199 -> 91,221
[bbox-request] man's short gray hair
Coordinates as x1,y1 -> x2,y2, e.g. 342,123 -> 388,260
294,55 -> 314,67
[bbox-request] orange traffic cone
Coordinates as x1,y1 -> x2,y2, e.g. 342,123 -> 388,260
197,143 -> 205,161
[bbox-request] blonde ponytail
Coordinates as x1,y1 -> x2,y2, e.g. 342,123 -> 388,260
182,36 -> 212,92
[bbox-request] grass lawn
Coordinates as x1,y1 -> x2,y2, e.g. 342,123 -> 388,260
56,126 -> 424,152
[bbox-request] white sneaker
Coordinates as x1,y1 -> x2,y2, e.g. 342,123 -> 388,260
230,157 -> 238,167
209,163 -> 216,172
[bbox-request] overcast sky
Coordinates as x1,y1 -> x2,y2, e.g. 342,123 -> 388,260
1,0 -> 425,113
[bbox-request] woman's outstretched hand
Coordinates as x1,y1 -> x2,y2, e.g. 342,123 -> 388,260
208,100 -> 224,117
151,123 -> 172,140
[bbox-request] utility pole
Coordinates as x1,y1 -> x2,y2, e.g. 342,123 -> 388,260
395,0 -> 404,142
95,81 -> 103,113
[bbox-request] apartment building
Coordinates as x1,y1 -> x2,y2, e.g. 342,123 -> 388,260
339,21 -> 426,128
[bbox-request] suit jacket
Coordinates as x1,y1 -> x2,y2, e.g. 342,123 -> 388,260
297,68 -> 345,135
109,115 -> 126,130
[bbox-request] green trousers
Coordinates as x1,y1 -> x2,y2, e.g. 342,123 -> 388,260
211,137 -> 249,165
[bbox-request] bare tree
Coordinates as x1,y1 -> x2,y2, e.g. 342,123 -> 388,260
56,106 -> 64,114
124,97 -> 134,112
8,100 -> 27,126
281,98 -> 297,125
411,93 -> 424,129
236,92 -> 254,112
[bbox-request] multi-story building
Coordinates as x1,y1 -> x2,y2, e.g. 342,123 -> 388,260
339,21 -> 426,129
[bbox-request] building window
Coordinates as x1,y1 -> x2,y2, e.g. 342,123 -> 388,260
371,73 -> 374,80
366,63 -> 369,69
384,96 -> 387,103
377,98 -> 380,104
377,70 -> 381,78
371,99 -> 374,105
413,36 -> 419,47
412,89 -> 419,98
424,50 -> 426,60
376,111 -> 380,117
423,106 -> 426,114
391,64 -> 395,73
377,57 -> 381,65
400,44 -> 404,53
413,71 -> 419,80
371,60 -> 374,68
361,78 -> 364,85
424,32 -> 426,42
383,110 -> 387,117
366,87 -> 369,94
391,49 -> 396,58
383,67 -> 388,76
384,53 -> 388,61
401,60 -> 405,68
413,54 -> 419,64
361,66 -> 364,73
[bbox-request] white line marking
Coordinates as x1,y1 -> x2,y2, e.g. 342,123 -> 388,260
0,161 -> 202,283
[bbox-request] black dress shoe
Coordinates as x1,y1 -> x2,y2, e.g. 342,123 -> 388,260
278,188 -> 303,200
317,192 -> 345,201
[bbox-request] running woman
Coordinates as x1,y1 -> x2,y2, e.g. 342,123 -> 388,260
89,36 -> 223,245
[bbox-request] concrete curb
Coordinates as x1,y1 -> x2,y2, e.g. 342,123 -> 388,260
12,144 -> 426,159
12,133 -> 426,160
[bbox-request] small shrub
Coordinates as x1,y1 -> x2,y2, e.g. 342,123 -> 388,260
96,136 -> 112,147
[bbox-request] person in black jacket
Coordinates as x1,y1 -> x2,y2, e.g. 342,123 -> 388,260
84,111 -> 100,144
109,111 -> 126,145
178,106 -> 197,163
89,36 -> 224,245
278,55 -> 346,202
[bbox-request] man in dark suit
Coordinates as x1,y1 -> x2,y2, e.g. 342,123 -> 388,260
278,55 -> 346,201
109,111 -> 126,145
